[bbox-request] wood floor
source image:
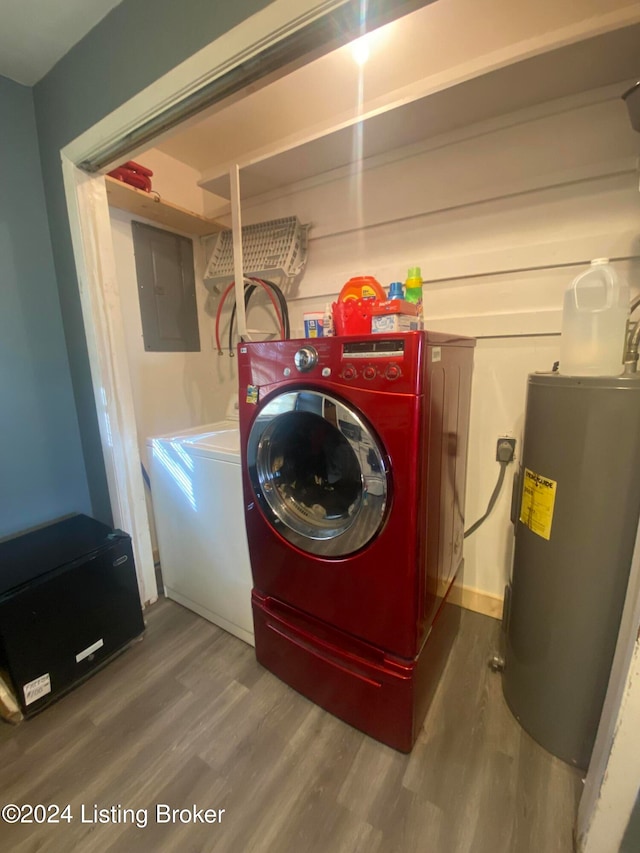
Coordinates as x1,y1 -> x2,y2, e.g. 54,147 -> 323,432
0,598 -> 582,853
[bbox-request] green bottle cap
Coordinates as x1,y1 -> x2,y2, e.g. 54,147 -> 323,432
407,266 -> 421,280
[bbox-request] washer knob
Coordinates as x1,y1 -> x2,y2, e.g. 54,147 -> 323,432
342,365 -> 357,380
363,365 -> 377,381
385,363 -> 401,381
294,346 -> 318,372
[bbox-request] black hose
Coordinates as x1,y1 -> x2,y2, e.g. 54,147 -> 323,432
227,277 -> 290,352
262,278 -> 291,339
228,283 -> 257,354
250,277 -> 290,339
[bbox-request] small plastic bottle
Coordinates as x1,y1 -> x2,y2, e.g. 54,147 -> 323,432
388,282 -> 405,300
404,266 -> 423,305
559,259 -> 630,376
323,302 -> 335,336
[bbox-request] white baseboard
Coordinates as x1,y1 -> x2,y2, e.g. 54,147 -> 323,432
450,584 -> 504,620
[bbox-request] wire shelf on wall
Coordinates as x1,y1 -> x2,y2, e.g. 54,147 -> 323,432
203,216 -> 310,288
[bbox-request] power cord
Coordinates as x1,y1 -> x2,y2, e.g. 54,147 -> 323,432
464,438 -> 516,538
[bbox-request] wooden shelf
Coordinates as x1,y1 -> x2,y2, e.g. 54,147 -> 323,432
105,176 -> 223,236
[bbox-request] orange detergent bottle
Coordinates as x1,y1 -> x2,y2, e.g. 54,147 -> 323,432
338,276 -> 386,302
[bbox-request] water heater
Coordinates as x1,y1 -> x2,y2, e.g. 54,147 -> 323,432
503,372 -> 640,770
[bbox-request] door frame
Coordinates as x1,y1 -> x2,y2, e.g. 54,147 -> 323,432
61,0 -> 354,606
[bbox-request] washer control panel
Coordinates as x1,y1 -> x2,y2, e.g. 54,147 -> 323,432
338,338 -> 405,384
341,362 -> 403,382
252,335 -> 418,392
238,333 -> 434,399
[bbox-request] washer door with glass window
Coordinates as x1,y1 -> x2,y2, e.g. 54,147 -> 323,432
247,390 -> 389,557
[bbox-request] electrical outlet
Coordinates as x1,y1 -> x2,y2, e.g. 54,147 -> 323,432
496,437 -> 516,463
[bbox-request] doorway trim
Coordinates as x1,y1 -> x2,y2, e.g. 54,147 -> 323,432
61,0 -> 356,605
62,155 -> 157,603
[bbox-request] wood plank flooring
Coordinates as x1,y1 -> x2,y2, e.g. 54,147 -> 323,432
0,599 -> 582,853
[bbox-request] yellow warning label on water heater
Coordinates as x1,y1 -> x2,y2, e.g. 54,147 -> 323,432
519,468 -> 557,541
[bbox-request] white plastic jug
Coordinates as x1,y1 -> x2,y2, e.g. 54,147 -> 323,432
559,259 -> 629,376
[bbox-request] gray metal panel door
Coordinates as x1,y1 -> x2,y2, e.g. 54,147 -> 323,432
132,221 -> 200,352
503,373 -> 640,770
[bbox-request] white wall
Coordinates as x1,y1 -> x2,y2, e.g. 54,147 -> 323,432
132,147 -> 209,215
108,149 -> 241,469
110,208 -> 223,456
108,151 -> 277,553
205,82 -> 640,601
109,147 -> 276,462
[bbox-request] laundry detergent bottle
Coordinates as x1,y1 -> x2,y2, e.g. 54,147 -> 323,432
559,259 -> 630,376
404,266 -> 423,305
388,282 -> 405,300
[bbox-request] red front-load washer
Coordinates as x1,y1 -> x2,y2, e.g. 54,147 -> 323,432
238,331 -> 474,751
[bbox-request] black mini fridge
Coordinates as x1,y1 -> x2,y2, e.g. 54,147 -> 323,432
0,514 -> 145,715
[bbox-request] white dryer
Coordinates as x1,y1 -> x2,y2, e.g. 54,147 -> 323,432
147,406 -> 254,646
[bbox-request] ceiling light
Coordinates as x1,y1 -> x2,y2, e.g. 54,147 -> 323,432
351,36 -> 370,66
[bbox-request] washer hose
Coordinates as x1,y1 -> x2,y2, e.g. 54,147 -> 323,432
228,278 -> 289,353
215,277 -> 289,354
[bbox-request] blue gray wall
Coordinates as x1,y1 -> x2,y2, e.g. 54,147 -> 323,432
32,0 -> 272,523
0,75 -> 90,539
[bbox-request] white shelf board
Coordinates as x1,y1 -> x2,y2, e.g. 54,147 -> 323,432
199,23 -> 640,201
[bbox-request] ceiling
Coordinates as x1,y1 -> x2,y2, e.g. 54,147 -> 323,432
151,5 -> 640,203
197,24 -> 640,201
0,0 -> 123,86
